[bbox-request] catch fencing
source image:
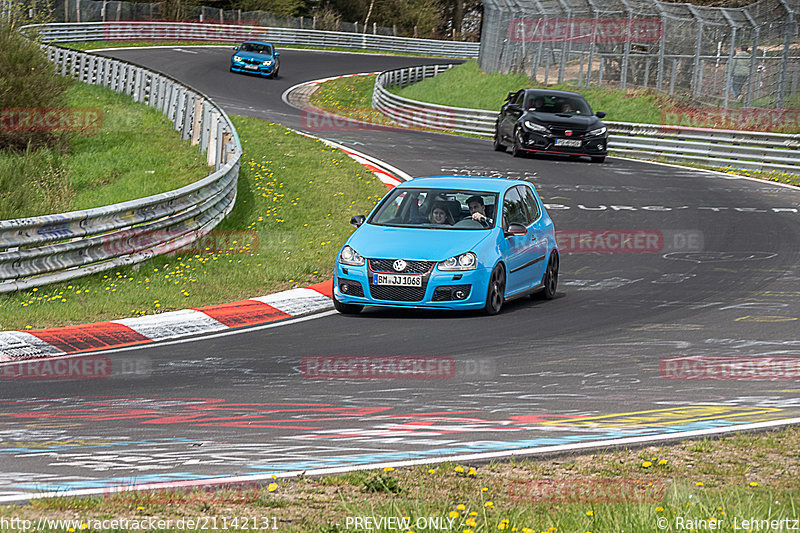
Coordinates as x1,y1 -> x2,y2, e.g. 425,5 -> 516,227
28,21 -> 480,59
480,0 -> 800,109
0,41 -> 241,293
373,64 -> 800,173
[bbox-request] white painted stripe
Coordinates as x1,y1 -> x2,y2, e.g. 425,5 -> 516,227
112,309 -> 227,341
251,288 -> 333,316
0,331 -> 65,361
2,415 -> 798,503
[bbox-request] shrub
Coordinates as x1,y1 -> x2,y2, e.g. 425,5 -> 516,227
0,23 -> 74,152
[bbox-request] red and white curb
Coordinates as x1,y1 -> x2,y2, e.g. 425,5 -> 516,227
0,282 -> 333,361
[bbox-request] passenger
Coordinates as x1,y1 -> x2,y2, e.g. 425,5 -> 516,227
559,101 -> 574,113
428,202 -> 455,225
529,96 -> 544,110
466,195 -> 492,225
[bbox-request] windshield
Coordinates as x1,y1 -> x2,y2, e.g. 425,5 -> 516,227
239,43 -> 273,54
369,188 -> 498,230
525,93 -> 593,115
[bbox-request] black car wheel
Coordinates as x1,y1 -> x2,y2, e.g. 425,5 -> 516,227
333,297 -> 363,315
511,128 -> 525,158
591,156 -> 606,163
493,126 -> 507,152
484,264 -> 506,315
539,253 -> 559,300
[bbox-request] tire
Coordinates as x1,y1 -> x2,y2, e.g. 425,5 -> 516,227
493,126 -> 506,152
333,297 -> 363,315
484,264 -> 506,315
540,253 -> 559,300
591,156 -> 606,163
511,128 -> 524,158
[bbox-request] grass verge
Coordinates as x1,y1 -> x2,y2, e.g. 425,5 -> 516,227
0,115 -> 387,331
309,66 -> 800,187
0,82 -> 208,220
1,426 -> 798,531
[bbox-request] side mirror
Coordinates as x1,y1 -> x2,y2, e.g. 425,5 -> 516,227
595,111 -> 606,118
274,51 -> 280,57
506,91 -> 514,101
350,215 -> 366,228
233,46 -> 239,51
504,223 -> 527,237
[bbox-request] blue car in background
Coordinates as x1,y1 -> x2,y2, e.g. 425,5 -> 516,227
230,41 -> 280,78
333,176 -> 559,315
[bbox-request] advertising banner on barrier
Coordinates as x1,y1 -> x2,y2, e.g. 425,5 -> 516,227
509,18 -> 663,43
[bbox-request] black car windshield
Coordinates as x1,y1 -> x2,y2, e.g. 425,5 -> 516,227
525,93 -> 592,115
369,188 -> 498,230
239,43 -> 272,54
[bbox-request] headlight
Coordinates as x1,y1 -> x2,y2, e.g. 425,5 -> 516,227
587,126 -> 607,136
339,246 -> 365,266
438,252 -> 477,271
263,60 -> 273,66
233,55 -> 242,62
523,120 -> 549,133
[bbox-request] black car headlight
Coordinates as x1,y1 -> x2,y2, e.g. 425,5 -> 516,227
523,120 -> 549,133
438,252 -> 477,271
587,126 -> 607,137
339,246 -> 365,266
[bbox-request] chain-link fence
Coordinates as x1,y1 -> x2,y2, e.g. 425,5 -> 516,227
480,0 -> 800,109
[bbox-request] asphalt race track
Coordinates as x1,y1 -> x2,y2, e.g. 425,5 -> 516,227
0,47 -> 799,501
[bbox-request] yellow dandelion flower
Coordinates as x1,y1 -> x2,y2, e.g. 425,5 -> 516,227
267,482 -> 278,492
641,461 -> 653,468
456,504 -> 466,511
586,510 -> 593,517
749,482 -> 758,487
695,481 -> 704,487
455,466 -> 464,473
449,511 -> 459,519
384,466 -> 395,472
484,501 -> 494,509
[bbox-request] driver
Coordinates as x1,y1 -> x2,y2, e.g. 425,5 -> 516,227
467,195 -> 493,226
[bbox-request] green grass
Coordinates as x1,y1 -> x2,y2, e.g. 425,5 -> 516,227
0,116 -> 387,331
1,426 -> 798,531
390,61 -> 683,124
0,82 -> 207,219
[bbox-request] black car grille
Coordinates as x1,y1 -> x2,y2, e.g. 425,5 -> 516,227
369,259 -> 434,274
369,284 -> 426,302
432,285 -> 471,301
550,127 -> 587,138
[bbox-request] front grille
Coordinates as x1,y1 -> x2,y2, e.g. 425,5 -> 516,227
369,259 -> 434,274
550,127 -> 586,138
244,58 -> 262,65
369,284 -> 426,302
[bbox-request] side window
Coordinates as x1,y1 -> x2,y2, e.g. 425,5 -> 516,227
502,187 -> 528,229
519,185 -> 540,222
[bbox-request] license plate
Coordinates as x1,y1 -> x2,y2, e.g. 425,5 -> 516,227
555,138 -> 582,147
244,65 -> 258,70
373,274 -> 423,287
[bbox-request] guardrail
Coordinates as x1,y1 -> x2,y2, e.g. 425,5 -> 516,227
26,22 -> 480,59
0,44 -> 242,293
373,65 -> 800,174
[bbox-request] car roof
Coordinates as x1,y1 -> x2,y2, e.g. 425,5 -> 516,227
397,176 -> 532,193
522,88 -> 587,99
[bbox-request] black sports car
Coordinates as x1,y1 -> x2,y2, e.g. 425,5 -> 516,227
494,89 -> 608,163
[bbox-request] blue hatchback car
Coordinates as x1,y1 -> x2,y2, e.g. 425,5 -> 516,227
333,176 -> 559,315
230,41 -> 280,78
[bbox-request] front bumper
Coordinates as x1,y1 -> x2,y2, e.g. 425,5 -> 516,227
519,130 -> 608,156
333,261 -> 492,310
230,61 -> 276,76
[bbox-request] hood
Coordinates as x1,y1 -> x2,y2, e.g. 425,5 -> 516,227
523,111 -> 602,129
346,223 -> 492,261
233,51 -> 275,61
